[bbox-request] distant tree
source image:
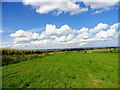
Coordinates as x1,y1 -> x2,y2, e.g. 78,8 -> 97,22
110,50 -> 112,53
2,50 -> 5,55
34,51 -> 42,54
10,50 -> 15,55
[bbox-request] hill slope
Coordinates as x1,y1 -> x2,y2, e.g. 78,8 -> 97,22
2,52 -> 118,88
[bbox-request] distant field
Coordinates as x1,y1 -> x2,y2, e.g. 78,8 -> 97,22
2,51 -> 118,88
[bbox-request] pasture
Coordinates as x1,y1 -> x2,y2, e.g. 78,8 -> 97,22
2,50 -> 118,88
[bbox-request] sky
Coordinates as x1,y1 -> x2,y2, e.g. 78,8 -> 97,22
1,0 -> 120,49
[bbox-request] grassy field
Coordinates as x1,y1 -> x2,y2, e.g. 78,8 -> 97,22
2,51 -> 118,88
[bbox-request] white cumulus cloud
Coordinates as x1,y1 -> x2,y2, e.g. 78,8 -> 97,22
22,0 -> 118,15
89,23 -> 108,33
6,22 -> 119,49
78,0 -> 118,14
22,0 -> 88,15
40,24 -> 74,39
10,30 -> 40,43
110,22 -> 120,29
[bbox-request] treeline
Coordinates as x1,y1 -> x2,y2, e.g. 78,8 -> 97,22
1,49 -> 54,66
53,47 -> 118,51
1,47 -> 119,66
2,49 -> 54,55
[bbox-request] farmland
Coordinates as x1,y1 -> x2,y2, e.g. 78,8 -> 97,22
1,48 -> 119,88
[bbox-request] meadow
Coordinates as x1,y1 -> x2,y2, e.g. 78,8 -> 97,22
1,48 -> 119,88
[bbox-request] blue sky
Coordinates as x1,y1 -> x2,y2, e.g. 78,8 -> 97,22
1,1 -> 119,49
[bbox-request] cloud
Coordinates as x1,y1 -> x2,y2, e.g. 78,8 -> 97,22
10,30 -> 40,43
22,0 -> 118,15
22,0 -> 88,15
40,24 -> 74,39
89,23 -> 108,33
7,22 -> 119,49
95,29 -> 117,41
80,0 -> 118,14
55,34 -> 74,42
93,9 -> 109,14
77,27 -> 90,39
0,29 -> 4,33
79,42 -> 87,46
110,22 -> 120,29
82,0 -> 118,9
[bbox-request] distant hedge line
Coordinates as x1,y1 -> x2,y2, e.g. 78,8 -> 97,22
1,48 -> 119,66
1,49 -> 54,66
2,49 -> 53,55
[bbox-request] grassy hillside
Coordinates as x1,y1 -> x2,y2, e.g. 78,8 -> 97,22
2,52 -> 118,88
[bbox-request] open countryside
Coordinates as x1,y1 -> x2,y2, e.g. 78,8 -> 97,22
1,48 -> 119,88
1,0 -> 119,89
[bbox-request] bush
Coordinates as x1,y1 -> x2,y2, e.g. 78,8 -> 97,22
2,49 -> 50,66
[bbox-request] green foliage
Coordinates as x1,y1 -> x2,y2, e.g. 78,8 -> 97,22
1,49 -> 52,66
2,52 -> 118,88
1,48 -> 119,66
91,48 -> 118,53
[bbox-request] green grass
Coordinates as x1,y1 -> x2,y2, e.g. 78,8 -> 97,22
2,52 -> 118,88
